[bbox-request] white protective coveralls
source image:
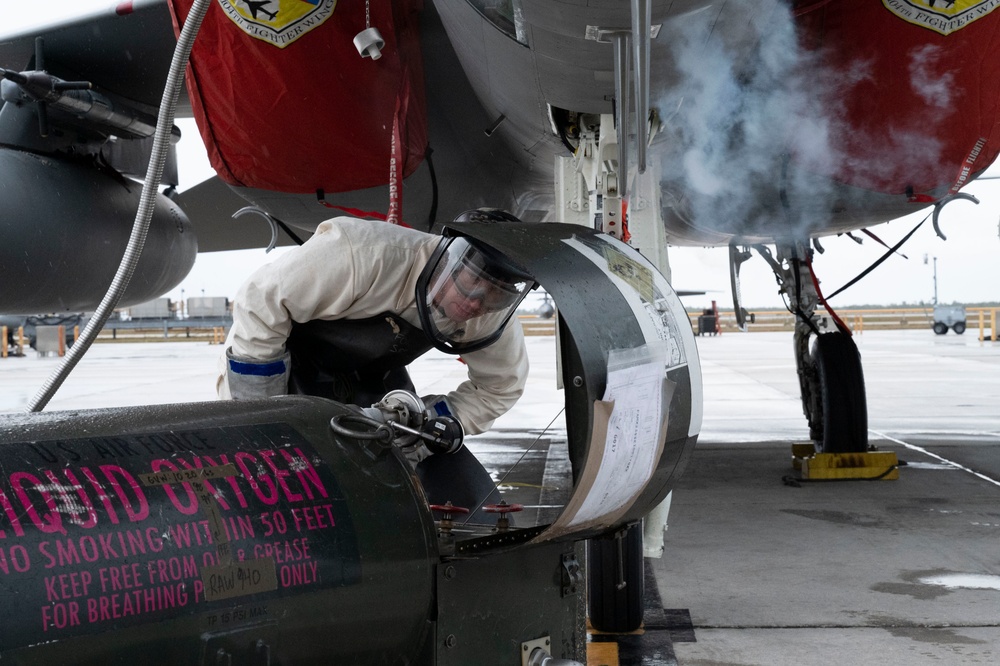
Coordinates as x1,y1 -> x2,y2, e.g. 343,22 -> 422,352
216,217 -> 529,435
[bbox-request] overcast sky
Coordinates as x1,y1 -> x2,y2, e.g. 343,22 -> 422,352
7,2 -> 1000,312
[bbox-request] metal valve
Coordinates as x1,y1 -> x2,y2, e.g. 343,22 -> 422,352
429,501 -> 469,536
483,500 -> 523,532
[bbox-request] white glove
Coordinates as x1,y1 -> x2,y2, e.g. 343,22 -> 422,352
225,347 -> 290,400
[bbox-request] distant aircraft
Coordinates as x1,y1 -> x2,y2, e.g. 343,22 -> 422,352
1,0 -> 999,659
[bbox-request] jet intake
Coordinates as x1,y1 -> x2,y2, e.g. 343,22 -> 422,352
0,147 -> 196,314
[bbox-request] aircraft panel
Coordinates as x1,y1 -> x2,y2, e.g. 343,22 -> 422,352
480,16 -> 550,146
432,0 -> 496,118
520,1 -> 648,33
522,9 -> 618,113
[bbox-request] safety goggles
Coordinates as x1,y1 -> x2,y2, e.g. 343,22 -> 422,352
451,266 -> 523,311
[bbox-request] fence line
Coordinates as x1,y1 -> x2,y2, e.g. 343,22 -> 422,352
687,307 -> 999,337
5,310 -> 997,352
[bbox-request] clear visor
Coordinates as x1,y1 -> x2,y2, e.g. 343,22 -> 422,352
422,238 -> 532,351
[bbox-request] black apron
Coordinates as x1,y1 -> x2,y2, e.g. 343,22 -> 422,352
286,312 -> 433,408
285,312 -> 504,522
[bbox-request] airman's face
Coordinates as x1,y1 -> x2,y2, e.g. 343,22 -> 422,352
435,266 -> 517,323
436,275 -> 489,323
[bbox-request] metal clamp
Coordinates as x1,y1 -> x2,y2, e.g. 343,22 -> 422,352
560,553 -> 583,597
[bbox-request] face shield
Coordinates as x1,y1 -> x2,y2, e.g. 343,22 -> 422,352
416,236 -> 535,354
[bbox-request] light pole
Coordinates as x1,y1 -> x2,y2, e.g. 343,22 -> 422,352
933,256 -> 938,305
924,254 -> 938,305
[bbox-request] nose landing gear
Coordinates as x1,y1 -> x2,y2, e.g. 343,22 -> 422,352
805,331 -> 868,453
737,242 -> 870,454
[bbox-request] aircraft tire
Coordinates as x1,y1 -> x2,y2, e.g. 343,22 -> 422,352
813,332 -> 868,453
952,322 -> 966,335
587,523 -> 644,633
933,322 -> 948,335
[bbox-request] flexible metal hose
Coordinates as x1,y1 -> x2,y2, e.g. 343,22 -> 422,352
26,0 -> 212,412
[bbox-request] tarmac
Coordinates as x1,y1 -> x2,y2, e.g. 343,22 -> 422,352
656,328 -> 1000,666
2,328 -> 998,664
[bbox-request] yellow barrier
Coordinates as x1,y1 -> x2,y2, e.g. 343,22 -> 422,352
517,314 -> 556,336
978,308 -> 998,343
688,307 -> 1000,334
0,325 -> 23,359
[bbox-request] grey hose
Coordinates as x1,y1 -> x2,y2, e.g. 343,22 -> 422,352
26,0 -> 212,413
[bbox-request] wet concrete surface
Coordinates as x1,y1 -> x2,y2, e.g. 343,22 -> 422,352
656,329 -> 1000,665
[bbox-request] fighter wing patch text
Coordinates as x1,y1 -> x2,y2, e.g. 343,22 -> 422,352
219,0 -> 338,48
882,0 -> 1000,35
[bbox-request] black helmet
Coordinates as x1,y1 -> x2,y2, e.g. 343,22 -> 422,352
451,208 -> 523,224
416,210 -> 537,354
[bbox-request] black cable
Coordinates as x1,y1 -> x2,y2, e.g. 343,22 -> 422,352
425,146 -> 438,232
275,219 -> 306,246
559,131 -> 577,155
825,213 -> 929,301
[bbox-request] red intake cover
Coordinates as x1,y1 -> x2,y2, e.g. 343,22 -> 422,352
795,0 -> 1000,196
169,0 -> 426,194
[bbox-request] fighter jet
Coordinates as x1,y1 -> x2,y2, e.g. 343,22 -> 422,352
1,1 -> 998,661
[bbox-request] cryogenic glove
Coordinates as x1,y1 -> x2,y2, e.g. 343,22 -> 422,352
401,442 -> 433,467
225,347 -> 290,400
399,416 -> 462,467
421,394 -> 454,419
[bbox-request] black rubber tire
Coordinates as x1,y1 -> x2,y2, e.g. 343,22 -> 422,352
587,523 -> 644,633
952,322 -> 966,335
933,322 -> 948,335
813,333 -> 868,453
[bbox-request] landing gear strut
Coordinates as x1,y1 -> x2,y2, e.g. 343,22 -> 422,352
745,242 -> 869,454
